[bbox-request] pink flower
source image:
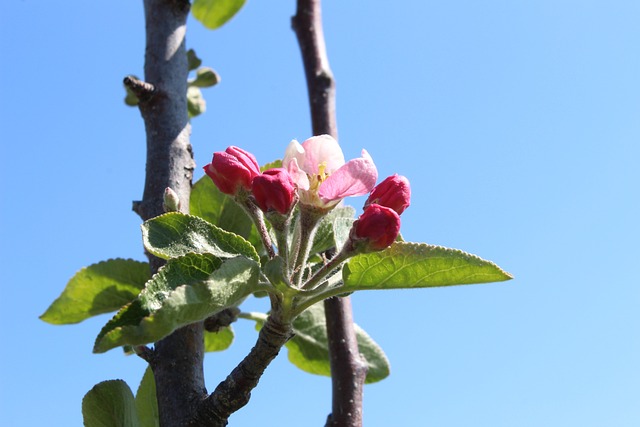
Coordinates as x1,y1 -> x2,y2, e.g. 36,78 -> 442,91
364,174 -> 411,215
252,168 -> 297,214
352,204 -> 400,251
283,135 -> 378,209
204,146 -> 261,196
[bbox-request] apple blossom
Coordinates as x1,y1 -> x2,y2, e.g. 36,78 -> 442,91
283,135 -> 378,210
364,174 -> 411,215
252,168 -> 297,214
204,146 -> 261,195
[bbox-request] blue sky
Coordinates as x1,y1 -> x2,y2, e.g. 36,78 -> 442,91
1,1 -> 639,426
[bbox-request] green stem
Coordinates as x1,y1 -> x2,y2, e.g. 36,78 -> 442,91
291,207 -> 323,287
302,248 -> 350,291
241,198 -> 276,259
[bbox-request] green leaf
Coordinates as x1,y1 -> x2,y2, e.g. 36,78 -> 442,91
190,175 -> 262,253
82,380 -> 140,427
142,212 -> 259,262
260,159 -> 282,171
187,86 -> 206,118
94,254 -> 260,353
343,242 -> 513,290
285,303 -> 389,384
189,67 -> 220,88
187,49 -> 203,71
135,367 -> 158,427
310,206 -> 356,255
40,259 -> 149,325
204,326 -> 234,352
192,0 -> 246,30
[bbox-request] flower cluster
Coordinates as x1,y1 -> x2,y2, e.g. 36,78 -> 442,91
203,135 -> 411,286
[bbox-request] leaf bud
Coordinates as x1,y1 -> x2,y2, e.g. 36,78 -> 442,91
162,187 -> 181,212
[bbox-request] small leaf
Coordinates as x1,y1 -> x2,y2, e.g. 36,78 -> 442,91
286,303 -> 389,383
187,49 -> 203,71
135,367 -> 158,427
192,0 -> 247,30
189,67 -> 220,88
204,326 -> 234,352
40,259 -> 149,325
343,242 -> 513,290
142,212 -> 259,262
190,175 -> 262,252
260,159 -> 282,172
123,75 -> 140,107
187,86 -> 206,118
94,255 -> 260,353
82,380 -> 140,427
310,206 -> 356,255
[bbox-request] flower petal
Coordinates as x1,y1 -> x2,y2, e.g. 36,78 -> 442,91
318,149 -> 378,203
300,135 -> 345,174
287,158 -> 310,190
283,140 -> 305,169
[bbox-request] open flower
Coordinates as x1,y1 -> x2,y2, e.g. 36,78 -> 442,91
283,135 -> 378,210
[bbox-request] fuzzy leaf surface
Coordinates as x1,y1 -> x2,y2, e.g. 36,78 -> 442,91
310,206 -> 356,255
94,254 -> 260,353
190,176 -> 262,252
286,303 -> 389,383
41,259 -> 149,325
343,242 -> 513,290
82,380 -> 140,427
192,0 -> 246,30
142,212 -> 259,262
135,367 -> 158,427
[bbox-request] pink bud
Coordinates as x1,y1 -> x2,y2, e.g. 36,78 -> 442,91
252,168 -> 297,214
353,204 -> 401,251
203,146 -> 261,195
364,174 -> 411,215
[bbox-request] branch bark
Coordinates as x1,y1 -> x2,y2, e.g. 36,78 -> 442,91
188,314 -> 293,427
134,1 -> 203,426
292,1 -> 368,426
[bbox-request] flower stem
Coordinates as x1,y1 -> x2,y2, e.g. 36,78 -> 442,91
291,206 -> 323,287
240,198 -> 276,259
302,248 -> 350,291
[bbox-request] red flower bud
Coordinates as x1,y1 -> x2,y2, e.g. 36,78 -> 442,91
252,168 -> 297,214
364,174 -> 411,215
203,146 -> 261,195
353,204 -> 401,251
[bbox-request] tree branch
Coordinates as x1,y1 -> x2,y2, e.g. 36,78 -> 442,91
188,315 -> 293,427
135,1 -> 202,426
292,1 -> 368,426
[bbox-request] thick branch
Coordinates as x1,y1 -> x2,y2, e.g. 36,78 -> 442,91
188,315 -> 293,427
136,1 -> 202,426
292,1 -> 368,426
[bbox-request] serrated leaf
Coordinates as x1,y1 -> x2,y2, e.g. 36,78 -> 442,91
343,242 -> 513,290
40,259 -> 149,325
192,0 -> 246,30
142,212 -> 259,262
135,367 -> 158,427
285,303 -> 389,384
187,86 -> 206,118
190,175 -> 262,252
204,326 -> 234,352
310,206 -> 356,255
94,255 -> 260,353
189,67 -> 220,88
82,380 -> 140,427
187,49 -> 203,71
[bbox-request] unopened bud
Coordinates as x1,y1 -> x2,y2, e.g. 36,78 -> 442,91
203,146 -> 261,195
163,187 -> 181,212
352,204 -> 400,251
364,174 -> 411,215
252,168 -> 297,214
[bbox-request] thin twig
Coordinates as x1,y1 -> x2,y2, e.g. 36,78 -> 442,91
292,1 -> 368,426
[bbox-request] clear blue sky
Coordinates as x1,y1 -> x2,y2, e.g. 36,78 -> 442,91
1,1 -> 639,426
